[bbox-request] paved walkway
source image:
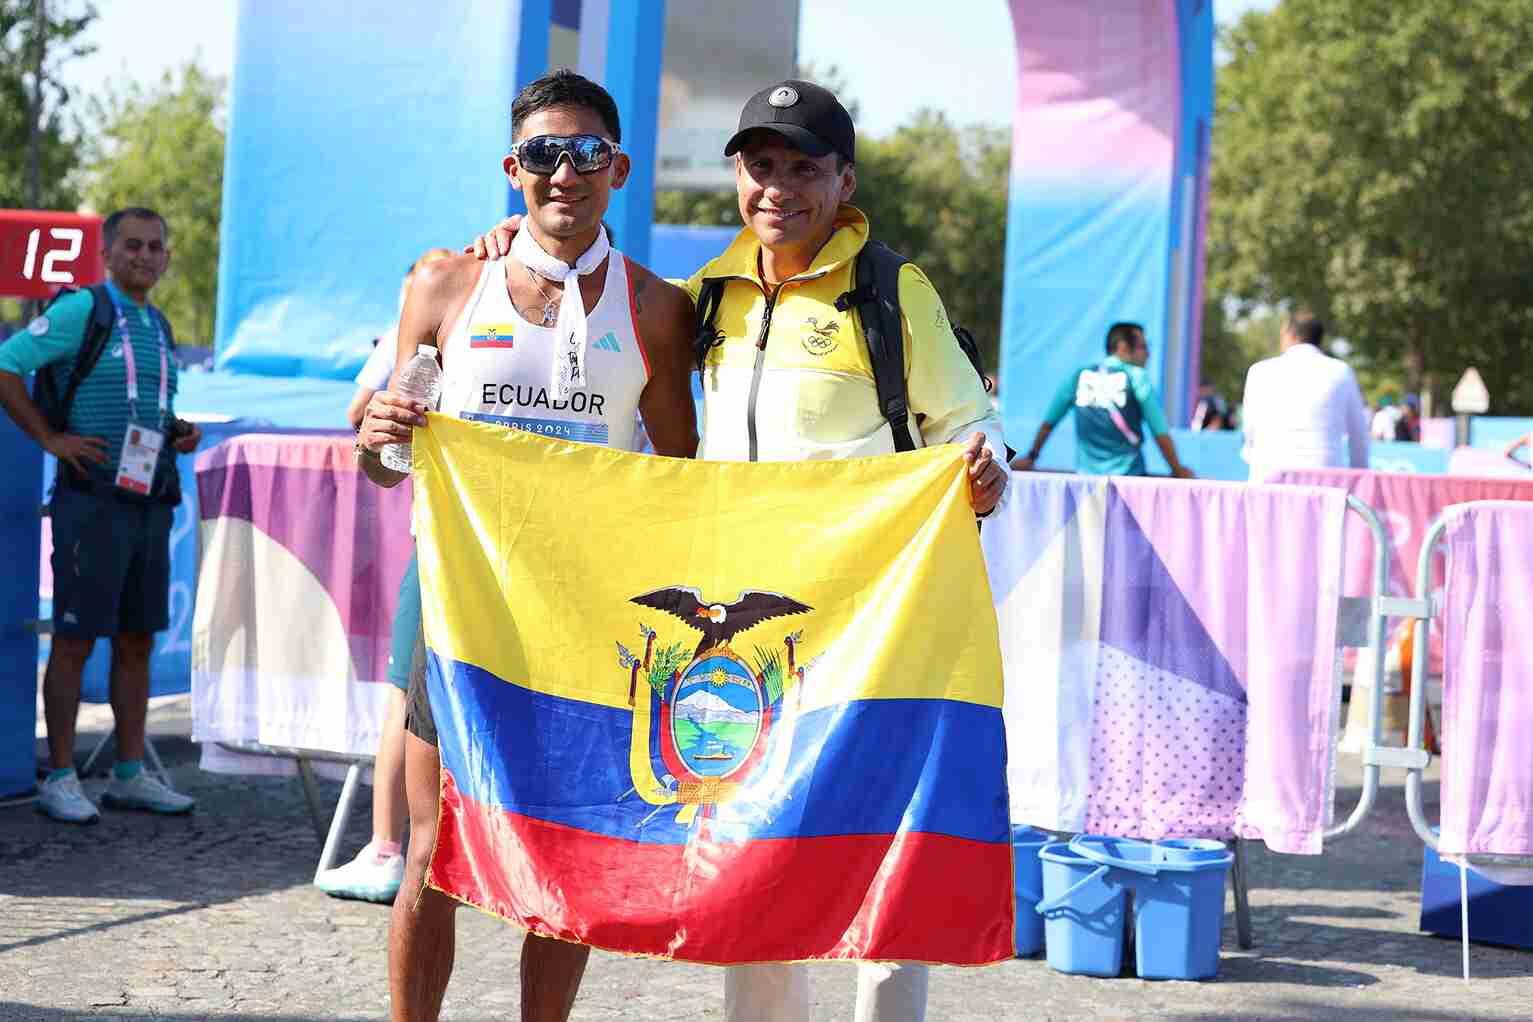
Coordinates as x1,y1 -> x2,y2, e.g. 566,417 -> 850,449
2,697 -> 1529,1020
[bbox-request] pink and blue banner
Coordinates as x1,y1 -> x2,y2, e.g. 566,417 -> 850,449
1000,0 -> 1213,449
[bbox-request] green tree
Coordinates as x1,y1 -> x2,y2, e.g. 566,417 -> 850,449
1199,298 -> 1279,413
652,186 -> 737,227
85,63 -> 225,347
0,0 -> 96,211
1208,0 -> 1533,414
855,113 -> 1011,370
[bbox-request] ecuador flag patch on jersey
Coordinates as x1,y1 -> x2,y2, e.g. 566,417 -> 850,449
469,323 -> 516,349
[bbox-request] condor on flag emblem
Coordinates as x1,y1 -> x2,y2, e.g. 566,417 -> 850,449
616,587 -> 812,828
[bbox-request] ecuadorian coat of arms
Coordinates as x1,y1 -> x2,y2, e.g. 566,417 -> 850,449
615,586 -> 813,829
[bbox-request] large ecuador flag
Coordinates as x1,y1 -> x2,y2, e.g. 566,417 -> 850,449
412,415 -> 1012,965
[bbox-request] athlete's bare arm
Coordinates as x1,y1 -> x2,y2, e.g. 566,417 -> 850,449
629,263 -> 699,459
357,255 -> 482,487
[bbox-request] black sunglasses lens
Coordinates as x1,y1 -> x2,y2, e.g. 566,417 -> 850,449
520,136 -> 612,173
519,137 -> 560,172
564,136 -> 611,171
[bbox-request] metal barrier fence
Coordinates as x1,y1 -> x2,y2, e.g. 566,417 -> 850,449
14,490 -> 1435,923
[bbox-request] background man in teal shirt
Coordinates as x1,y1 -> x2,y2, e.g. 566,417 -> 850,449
0,207 -> 203,824
1012,321 -> 1194,478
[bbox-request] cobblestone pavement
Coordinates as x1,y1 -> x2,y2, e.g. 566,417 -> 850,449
2,698 -> 1530,1021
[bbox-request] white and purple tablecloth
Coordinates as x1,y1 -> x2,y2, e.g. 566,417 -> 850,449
984,475 -> 1347,854
191,434 -> 413,773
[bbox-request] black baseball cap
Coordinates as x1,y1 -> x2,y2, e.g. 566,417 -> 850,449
724,80 -> 856,164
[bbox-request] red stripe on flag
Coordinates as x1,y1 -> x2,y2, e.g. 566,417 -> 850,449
469,339 -> 516,349
428,769 -> 1014,965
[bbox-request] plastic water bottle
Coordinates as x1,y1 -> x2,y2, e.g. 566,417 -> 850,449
381,345 -> 442,473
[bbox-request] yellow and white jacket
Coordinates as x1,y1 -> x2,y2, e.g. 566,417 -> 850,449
683,206 -> 1008,471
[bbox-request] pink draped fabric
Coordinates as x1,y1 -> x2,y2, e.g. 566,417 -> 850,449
1269,468 -> 1533,602
195,434 -> 415,683
1108,480 -> 1347,852
984,476 -> 1347,854
1438,501 -> 1533,857
1270,468 -> 1533,675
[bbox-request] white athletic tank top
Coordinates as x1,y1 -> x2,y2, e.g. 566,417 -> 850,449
439,253 -> 651,450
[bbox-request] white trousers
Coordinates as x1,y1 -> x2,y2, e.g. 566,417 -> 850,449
723,962 -> 928,1022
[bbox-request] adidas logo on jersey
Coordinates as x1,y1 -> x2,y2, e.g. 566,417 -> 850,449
592,332 -> 621,353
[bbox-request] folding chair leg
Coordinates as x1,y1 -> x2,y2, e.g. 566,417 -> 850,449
295,758 -> 328,845
78,730 -> 113,777
76,723 -> 172,786
142,735 -> 172,787
314,763 -> 364,882
1230,837 -> 1253,949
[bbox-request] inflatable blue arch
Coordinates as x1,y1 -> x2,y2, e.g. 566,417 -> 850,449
211,0 -> 1212,412
1001,0 -> 1214,452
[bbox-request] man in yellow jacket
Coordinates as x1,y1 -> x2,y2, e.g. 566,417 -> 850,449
475,78 -> 1008,1022
702,77 -> 1008,1022
684,81 -> 1009,482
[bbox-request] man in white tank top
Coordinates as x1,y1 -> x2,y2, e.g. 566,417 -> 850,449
355,71 -> 697,1022
468,80 -> 1006,1022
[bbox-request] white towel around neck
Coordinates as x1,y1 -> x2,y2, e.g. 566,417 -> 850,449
512,225 -> 611,399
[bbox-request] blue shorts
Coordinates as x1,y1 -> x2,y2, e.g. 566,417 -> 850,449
50,484 -> 172,638
386,550 -> 422,692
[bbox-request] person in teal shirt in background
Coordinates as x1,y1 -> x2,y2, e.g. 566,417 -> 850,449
0,207 -> 203,824
1012,321 -> 1194,478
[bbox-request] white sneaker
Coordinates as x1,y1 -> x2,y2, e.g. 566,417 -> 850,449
315,840 -> 406,903
102,770 -> 196,815
38,772 -> 100,824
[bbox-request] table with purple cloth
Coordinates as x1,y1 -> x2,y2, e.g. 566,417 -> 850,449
1268,467 -> 1533,676
191,434 -> 414,775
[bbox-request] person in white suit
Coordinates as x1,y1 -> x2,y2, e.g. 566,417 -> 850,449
1240,311 -> 1370,481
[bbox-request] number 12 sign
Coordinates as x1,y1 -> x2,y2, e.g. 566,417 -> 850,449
0,210 -> 105,301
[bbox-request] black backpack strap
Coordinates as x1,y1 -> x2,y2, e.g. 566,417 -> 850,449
951,325 -> 989,390
58,284 -> 118,418
693,277 -> 727,372
839,241 -> 916,452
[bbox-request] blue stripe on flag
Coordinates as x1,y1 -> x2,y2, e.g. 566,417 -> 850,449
426,651 -> 1008,847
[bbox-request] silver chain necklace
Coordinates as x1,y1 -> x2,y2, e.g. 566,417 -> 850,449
524,265 -> 560,327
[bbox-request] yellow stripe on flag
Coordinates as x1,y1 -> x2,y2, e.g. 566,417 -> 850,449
412,414 -> 1002,712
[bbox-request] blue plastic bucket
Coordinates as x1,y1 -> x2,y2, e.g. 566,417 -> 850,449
1072,835 -> 1158,873
1048,835 -> 1233,981
1011,825 -> 1051,956
1153,838 -> 1229,864
1035,842 -> 1131,976
1135,839 -> 1233,980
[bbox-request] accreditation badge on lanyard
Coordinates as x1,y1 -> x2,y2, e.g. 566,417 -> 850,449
112,300 -> 169,496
